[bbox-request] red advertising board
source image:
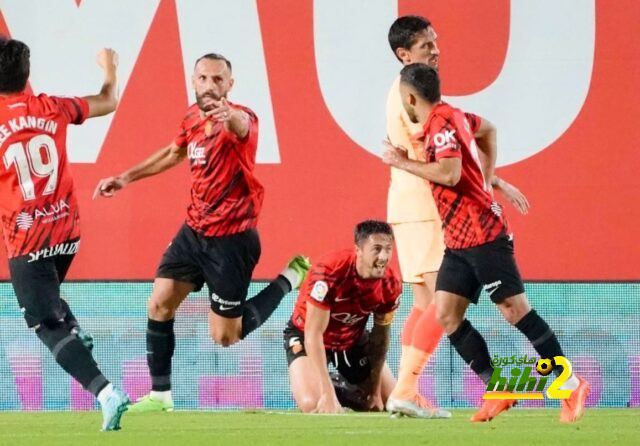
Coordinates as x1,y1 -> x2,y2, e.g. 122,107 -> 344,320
0,1 -> 638,280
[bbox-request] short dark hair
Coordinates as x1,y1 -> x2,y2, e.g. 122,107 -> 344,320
194,53 -> 232,72
354,220 -> 393,246
0,36 -> 30,93
400,63 -> 441,103
388,15 -> 431,62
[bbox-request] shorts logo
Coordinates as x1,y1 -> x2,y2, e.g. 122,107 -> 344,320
289,336 -> 304,355
210,292 -> 240,311
310,280 -> 329,302
16,212 -> 34,230
483,280 -> 503,297
288,336 -> 301,348
28,240 -> 80,263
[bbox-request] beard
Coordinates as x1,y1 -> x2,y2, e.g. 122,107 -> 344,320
195,91 -> 220,112
407,107 -> 419,123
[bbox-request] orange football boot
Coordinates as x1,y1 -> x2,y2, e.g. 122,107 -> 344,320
471,398 -> 517,422
560,375 -> 590,423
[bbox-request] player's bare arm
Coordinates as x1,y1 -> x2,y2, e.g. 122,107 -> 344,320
83,48 -> 119,118
93,142 -> 187,199
473,118 -> 530,215
363,312 -> 394,410
205,97 -> 250,139
304,304 -> 344,414
492,178 -> 530,214
382,140 -> 461,186
473,117 -> 497,183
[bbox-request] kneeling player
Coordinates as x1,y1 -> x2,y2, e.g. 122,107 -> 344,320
284,220 -> 449,417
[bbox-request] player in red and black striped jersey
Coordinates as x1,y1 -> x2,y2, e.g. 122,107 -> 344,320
421,104 -> 508,250
284,221 -> 401,413
0,93 -> 83,259
289,246 -> 401,352
94,53 -> 310,412
0,38 -> 130,431
384,16 -> 530,419
284,220 -> 450,416
383,63 -> 589,423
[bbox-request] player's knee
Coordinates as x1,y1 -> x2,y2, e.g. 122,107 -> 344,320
435,306 -> 461,333
498,296 -> 530,325
209,329 -> 240,347
501,307 -> 528,325
147,298 -> 175,320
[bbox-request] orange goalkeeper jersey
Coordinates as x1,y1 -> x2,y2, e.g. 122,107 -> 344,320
386,76 -> 440,223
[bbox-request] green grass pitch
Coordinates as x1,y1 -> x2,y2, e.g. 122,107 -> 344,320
0,409 -> 637,446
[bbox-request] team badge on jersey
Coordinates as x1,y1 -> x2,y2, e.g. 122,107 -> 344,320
310,280 -> 329,302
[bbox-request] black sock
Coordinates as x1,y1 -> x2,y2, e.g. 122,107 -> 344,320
59,298 -> 79,330
36,322 -> 108,397
515,309 -> 566,375
241,275 -> 291,339
147,319 -> 175,392
448,319 -> 494,384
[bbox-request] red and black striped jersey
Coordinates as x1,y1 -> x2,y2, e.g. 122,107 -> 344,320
421,103 -> 509,249
0,93 -> 87,259
174,102 -> 264,237
290,249 -> 401,351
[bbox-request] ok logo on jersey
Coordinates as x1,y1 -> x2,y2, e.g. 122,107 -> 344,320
331,312 -> 365,326
433,130 -> 456,147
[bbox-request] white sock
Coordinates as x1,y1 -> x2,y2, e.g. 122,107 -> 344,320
559,374 -> 580,391
97,383 -> 114,407
150,390 -> 173,403
280,267 -> 299,290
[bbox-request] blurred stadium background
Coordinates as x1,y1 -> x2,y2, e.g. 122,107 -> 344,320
0,282 -> 638,411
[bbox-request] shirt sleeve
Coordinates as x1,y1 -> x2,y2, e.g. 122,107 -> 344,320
465,112 -> 482,134
375,274 -> 402,315
304,261 -> 336,311
430,117 -> 462,161
173,116 -> 188,148
52,96 -> 89,125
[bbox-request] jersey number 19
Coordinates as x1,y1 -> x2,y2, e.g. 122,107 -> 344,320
3,134 -> 59,201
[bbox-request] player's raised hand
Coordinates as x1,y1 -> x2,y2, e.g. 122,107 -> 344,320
205,97 -> 232,122
93,176 -> 126,199
382,139 -> 409,167
96,48 -> 118,71
495,178 -> 530,215
312,392 -> 345,414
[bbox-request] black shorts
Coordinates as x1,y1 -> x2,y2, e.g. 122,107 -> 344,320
283,321 -> 371,385
156,224 -> 261,317
8,239 -> 80,328
436,234 -> 525,304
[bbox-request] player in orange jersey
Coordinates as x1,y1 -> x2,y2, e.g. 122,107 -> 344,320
385,15 -> 530,418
